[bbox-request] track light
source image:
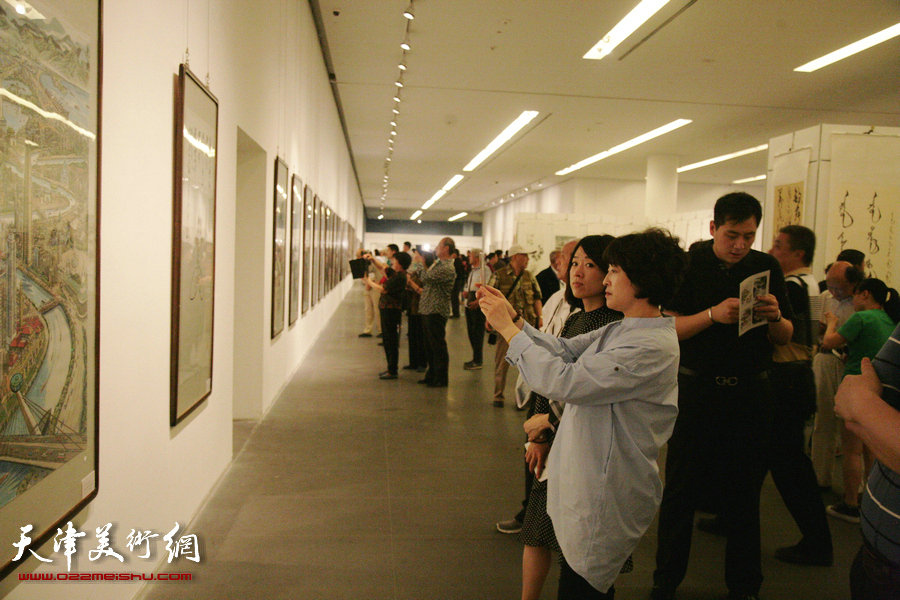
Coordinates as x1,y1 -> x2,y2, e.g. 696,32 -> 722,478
403,3 -> 414,20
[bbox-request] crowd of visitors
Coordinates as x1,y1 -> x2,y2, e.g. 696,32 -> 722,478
353,191 -> 900,599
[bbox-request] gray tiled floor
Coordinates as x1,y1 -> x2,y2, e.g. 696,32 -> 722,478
141,289 -> 861,599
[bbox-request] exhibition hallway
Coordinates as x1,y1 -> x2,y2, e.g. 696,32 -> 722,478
140,287 -> 861,600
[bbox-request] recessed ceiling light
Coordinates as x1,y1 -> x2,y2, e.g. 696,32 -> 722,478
410,210 -> 422,220
795,22 -> 900,72
556,118 -> 691,176
448,212 -> 468,222
463,110 -> 540,172
732,174 -> 767,184
583,0 -> 670,61
677,144 -> 768,173
421,189 -> 446,210
442,174 -> 464,191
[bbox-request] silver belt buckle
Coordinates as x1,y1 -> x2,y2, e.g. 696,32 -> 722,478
715,376 -> 738,386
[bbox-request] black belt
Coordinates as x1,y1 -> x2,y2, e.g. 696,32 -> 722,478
678,365 -> 769,386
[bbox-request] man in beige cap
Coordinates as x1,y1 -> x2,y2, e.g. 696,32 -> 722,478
486,245 -> 542,406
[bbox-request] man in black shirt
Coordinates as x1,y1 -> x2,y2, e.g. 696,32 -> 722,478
652,193 -> 793,600
535,249 -> 563,305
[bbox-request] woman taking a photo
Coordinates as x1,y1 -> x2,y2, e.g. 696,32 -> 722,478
479,228 -> 687,599
518,235 -> 623,600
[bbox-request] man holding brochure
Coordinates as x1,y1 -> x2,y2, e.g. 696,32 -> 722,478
652,193 -> 793,600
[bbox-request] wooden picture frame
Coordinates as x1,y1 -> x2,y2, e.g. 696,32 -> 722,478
0,0 -> 101,578
288,174 -> 302,326
301,185 -> 313,315
170,64 -> 218,426
270,158 -> 288,338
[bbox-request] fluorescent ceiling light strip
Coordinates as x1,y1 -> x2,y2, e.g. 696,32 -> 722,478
795,23 -> 900,72
448,212 -> 468,222
556,118 -> 691,176
677,143 -> 768,173
442,174 -> 464,191
421,189 -> 446,210
732,174 -> 766,184
463,110 -> 539,172
410,210 -> 423,220
1,87 -> 96,140
583,0 -> 670,60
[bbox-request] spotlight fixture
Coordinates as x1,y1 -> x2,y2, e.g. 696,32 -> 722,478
393,94 -> 401,103
401,33 -> 411,51
398,62 -> 407,71
403,2 -> 414,20
395,79 -> 403,88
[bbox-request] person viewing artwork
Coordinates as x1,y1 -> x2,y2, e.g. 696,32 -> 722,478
478,227 -> 688,599
514,234 -> 624,600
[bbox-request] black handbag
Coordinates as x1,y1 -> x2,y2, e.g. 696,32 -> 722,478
487,332 -> 498,345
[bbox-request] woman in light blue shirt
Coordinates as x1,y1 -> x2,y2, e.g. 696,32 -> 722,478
479,228 -> 687,599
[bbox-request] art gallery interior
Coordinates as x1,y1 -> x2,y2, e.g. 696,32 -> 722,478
1,1 -> 899,599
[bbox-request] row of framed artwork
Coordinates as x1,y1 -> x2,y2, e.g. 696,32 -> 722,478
271,158 -> 358,339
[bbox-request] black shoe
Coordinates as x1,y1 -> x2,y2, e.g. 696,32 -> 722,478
358,332 -> 372,338
774,543 -> 833,566
379,371 -> 397,380
376,333 -> 383,338
402,364 -> 416,370
416,366 -> 428,373
426,381 -> 447,388
696,515 -> 726,536
649,586 -> 675,600
492,399 -> 504,407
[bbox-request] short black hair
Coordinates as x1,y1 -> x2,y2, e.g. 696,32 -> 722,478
836,248 -> 865,269
604,228 -> 687,307
393,251 -> 412,270
779,225 -> 816,266
713,192 -> 762,227
564,235 -> 615,309
403,241 -> 412,248
387,243 -> 400,254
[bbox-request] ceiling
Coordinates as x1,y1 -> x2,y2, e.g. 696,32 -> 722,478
314,0 -> 900,222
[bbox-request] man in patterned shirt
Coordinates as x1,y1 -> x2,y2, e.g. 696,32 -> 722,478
836,321 -> 900,599
487,245 -> 542,407
407,237 -> 457,388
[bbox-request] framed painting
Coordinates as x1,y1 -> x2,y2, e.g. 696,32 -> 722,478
311,194 -> 320,307
0,0 -> 101,578
301,185 -> 313,314
325,205 -> 333,293
270,157 -> 288,338
288,174 -> 301,326
170,64 -> 218,426
316,196 -> 325,305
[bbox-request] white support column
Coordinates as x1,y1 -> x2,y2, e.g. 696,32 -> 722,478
645,155 -> 679,224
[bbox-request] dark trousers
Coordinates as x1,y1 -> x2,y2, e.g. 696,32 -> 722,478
451,278 -> 465,317
558,558 -> 614,600
422,313 -> 448,385
464,306 -> 486,364
654,373 -> 772,597
379,308 -> 402,375
851,541 -> 900,600
407,313 -> 426,369
768,364 -> 832,555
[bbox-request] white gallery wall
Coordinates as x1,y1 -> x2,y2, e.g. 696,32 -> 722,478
4,1 -> 362,599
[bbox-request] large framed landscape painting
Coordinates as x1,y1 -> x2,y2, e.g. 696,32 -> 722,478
0,0 -> 101,578
171,64 -> 218,426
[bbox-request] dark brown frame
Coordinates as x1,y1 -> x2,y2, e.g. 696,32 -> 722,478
288,174 -> 302,326
301,185 -> 313,314
270,157 -> 288,337
170,64 -> 218,426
